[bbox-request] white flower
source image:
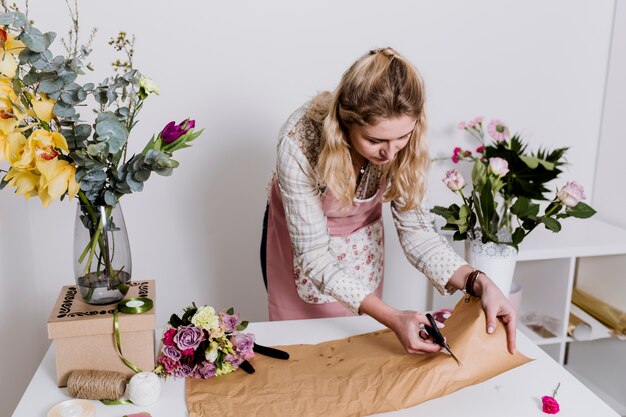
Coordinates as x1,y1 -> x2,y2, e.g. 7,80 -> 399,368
443,169 -> 465,191
139,76 -> 159,95
488,157 -> 509,177
557,181 -> 586,207
205,341 -> 219,362
191,306 -> 219,331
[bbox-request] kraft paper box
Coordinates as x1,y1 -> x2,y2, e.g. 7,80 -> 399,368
47,280 -> 156,387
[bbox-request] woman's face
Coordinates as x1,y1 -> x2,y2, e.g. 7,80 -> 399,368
347,115 -> 416,165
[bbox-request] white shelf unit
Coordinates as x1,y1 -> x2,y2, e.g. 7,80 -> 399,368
430,217 -> 626,414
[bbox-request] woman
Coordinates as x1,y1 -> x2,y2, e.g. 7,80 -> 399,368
261,47 -> 516,355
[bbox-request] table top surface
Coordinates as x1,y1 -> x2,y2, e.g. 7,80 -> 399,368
13,315 -> 619,417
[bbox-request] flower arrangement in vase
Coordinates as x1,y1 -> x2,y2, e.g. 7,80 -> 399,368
431,117 -> 596,293
0,5 -> 203,303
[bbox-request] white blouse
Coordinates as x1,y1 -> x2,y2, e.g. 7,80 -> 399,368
273,103 -> 467,314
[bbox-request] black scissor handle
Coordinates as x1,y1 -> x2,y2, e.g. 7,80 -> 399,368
253,343 -> 290,360
424,313 -> 446,346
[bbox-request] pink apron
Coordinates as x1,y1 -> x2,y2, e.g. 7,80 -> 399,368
266,177 -> 384,321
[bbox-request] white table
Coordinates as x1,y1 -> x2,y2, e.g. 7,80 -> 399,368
13,315 -> 620,417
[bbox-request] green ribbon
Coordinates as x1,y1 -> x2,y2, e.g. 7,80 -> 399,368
113,297 -> 154,374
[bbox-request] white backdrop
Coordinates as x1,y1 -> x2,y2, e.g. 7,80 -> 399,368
0,0 -> 616,415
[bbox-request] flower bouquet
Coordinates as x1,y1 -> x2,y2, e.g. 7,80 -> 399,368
0,6 -> 203,303
431,116 -> 596,249
155,304 -> 289,379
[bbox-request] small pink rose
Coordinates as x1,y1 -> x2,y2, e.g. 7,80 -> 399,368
557,181 -> 586,207
542,396 -> 560,414
488,157 -> 509,177
443,169 -> 465,191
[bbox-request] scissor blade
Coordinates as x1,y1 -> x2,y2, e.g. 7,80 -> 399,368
445,345 -> 463,367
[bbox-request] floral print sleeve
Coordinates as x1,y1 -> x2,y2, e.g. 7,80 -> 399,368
390,200 -> 468,295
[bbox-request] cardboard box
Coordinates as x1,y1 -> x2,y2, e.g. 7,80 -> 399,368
47,280 -> 156,387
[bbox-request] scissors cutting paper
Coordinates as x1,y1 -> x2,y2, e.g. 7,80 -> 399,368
424,313 -> 463,366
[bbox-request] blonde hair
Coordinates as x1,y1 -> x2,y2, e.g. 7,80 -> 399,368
310,47 -> 429,211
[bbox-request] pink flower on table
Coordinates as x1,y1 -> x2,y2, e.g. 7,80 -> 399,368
162,345 -> 182,361
542,396 -> 560,414
232,333 -> 256,360
443,169 -> 465,191
157,356 -> 179,373
162,328 -> 177,347
194,361 -> 217,379
557,181 -> 586,207
488,157 -> 509,177
487,119 -> 510,142
219,311 -> 240,333
173,326 -> 204,350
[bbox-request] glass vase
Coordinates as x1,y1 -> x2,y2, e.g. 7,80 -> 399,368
73,202 -> 132,304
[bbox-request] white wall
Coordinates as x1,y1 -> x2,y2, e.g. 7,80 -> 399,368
594,0 -> 626,226
0,1 -> 615,415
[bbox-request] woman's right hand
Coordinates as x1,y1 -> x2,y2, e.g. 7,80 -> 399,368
360,294 -> 442,354
387,310 -> 442,354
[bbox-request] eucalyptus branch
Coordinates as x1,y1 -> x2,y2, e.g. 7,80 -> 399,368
62,0 -> 79,58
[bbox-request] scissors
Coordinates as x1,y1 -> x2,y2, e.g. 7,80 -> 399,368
424,313 -> 463,367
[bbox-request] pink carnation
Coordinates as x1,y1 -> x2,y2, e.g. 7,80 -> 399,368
457,121 -> 466,130
163,328 -> 177,347
158,356 -> 179,373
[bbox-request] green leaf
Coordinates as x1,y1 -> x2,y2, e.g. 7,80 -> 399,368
519,155 -> 539,169
39,77 -> 64,94
0,12 -> 27,28
53,101 -> 76,118
472,160 -> 487,189
543,217 -> 562,232
237,321 -> 249,331
567,202 -> 596,219
512,227 -> 525,245
226,307 -> 235,315
104,190 -> 117,206
510,197 -> 529,217
169,314 -> 182,328
19,26 -> 47,52
43,32 -> 57,49
95,112 -> 129,154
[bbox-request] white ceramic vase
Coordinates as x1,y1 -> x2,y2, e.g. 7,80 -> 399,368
464,230 -> 518,295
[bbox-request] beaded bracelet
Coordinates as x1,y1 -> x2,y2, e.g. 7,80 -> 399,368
463,269 -> 483,301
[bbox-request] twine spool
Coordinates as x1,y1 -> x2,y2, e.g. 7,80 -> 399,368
67,369 -> 126,400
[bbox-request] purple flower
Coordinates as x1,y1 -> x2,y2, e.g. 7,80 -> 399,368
173,326 -> 204,350
224,353 -> 244,367
231,333 -> 256,360
174,363 -> 195,378
161,119 -> 195,144
162,345 -> 182,361
194,361 -> 217,379
219,312 -> 240,333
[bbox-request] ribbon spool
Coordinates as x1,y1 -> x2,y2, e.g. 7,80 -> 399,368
47,399 -> 95,417
113,297 -> 154,374
67,369 -> 126,401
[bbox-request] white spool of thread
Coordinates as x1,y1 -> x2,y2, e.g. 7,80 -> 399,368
128,371 -> 161,406
47,399 -> 95,417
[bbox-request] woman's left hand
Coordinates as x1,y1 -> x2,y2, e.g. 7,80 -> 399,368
474,275 -> 517,354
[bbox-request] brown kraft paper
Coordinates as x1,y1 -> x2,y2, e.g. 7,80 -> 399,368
186,297 -> 532,417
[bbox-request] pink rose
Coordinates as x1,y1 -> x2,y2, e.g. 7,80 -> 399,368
488,157 -> 509,177
443,169 -> 465,191
476,146 -> 485,153
557,181 -> 586,207
541,396 -> 560,414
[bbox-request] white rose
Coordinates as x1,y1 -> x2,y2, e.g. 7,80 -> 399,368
488,157 -> 509,177
557,181 -> 586,207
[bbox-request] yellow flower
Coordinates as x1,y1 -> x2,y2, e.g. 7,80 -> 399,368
11,129 -> 69,169
0,131 -> 27,164
4,167 -> 39,199
0,76 -> 26,121
29,94 -> 56,123
215,362 -> 234,377
37,159 -> 79,207
190,306 -> 219,331
0,28 -> 26,78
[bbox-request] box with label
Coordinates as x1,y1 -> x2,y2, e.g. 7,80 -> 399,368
47,280 -> 156,387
